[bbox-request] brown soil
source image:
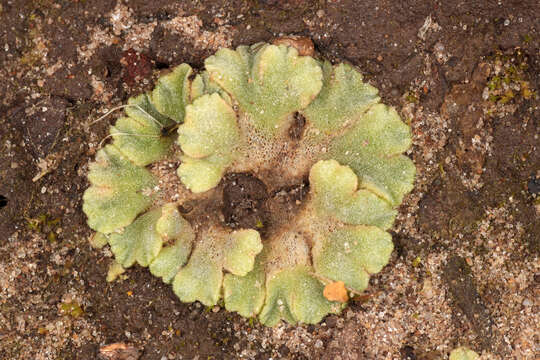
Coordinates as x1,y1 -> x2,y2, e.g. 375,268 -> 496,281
222,173 -> 270,232
0,1 -> 538,359
288,113 -> 307,141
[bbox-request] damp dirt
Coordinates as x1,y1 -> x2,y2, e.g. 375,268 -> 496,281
0,1 -> 538,359
221,173 -> 270,232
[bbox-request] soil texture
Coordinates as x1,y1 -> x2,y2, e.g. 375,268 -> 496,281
0,0 -> 538,359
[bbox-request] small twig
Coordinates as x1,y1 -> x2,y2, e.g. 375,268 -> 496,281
32,170 -> 49,182
98,132 -> 161,149
90,104 -> 164,129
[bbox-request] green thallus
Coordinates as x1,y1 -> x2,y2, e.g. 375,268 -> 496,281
83,40 -> 415,326
449,347 -> 480,360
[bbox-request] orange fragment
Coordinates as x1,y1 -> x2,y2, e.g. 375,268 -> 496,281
272,36 -> 314,56
323,281 -> 349,303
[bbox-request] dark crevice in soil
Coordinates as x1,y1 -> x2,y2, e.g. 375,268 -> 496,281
173,171 -> 308,239
219,172 -> 310,238
527,173 -> 540,194
288,112 -> 306,140
177,200 -> 194,214
400,345 -> 417,360
0,195 -> 7,209
221,172 -> 270,233
155,61 -> 170,70
443,256 -> 494,351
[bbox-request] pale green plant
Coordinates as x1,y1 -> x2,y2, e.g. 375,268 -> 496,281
449,347 -> 480,360
83,41 -> 415,326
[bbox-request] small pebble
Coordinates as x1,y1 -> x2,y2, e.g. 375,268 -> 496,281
527,175 -> 540,195
434,42 -> 445,52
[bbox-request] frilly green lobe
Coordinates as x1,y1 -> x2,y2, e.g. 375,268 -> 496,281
258,266 -> 337,326
312,226 -> 393,292
172,229 -> 262,306
177,93 -> 239,193
109,117 -> 173,167
328,104 -> 415,206
309,159 -> 397,230
176,155 -> 226,194
223,229 -> 263,276
150,204 -> 195,283
205,44 -> 323,134
104,204 -> 194,282
172,234 -> 224,306
108,208 -> 163,268
302,62 -> 379,134
150,63 -> 192,123
177,94 -> 237,158
223,252 -> 266,318
111,94 -> 174,166
86,145 -> 154,193
82,145 -> 155,234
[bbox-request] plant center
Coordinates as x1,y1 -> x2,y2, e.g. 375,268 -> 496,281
220,172 -> 309,238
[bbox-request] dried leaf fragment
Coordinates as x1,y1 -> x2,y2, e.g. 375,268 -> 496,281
272,35 -> 314,56
323,281 -> 349,303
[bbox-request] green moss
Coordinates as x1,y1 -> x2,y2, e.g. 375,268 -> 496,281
60,301 -> 84,318
405,92 -> 418,103
485,50 -> 536,105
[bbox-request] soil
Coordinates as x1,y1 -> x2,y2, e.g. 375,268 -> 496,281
222,173 -> 270,232
0,1 -> 538,359
288,113 -> 307,141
